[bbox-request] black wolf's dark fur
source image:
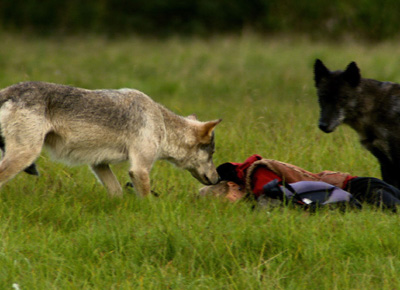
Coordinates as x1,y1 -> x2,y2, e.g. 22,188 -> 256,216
314,59 -> 400,188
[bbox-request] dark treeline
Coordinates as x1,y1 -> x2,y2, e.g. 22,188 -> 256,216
1,0 -> 399,40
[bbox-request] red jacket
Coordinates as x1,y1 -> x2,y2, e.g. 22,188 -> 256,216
229,154 -> 356,197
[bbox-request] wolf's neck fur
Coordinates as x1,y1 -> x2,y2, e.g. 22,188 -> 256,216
156,104 -> 196,164
345,78 -> 395,132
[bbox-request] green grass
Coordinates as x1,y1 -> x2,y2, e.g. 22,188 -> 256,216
1,33 -> 400,289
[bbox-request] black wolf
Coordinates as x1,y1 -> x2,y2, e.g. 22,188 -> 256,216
314,59 -> 400,188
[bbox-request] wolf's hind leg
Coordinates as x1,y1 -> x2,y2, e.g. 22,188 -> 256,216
0,105 -> 46,186
90,164 -> 123,198
0,134 -> 38,176
0,143 -> 43,187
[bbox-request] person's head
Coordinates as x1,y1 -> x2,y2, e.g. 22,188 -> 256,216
216,162 -> 242,184
199,180 -> 246,202
199,156 -> 264,202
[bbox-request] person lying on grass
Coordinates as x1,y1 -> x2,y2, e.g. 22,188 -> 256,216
199,154 -> 400,211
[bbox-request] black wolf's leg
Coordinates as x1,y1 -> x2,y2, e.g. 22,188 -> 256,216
378,160 -> 399,188
368,146 -> 399,188
384,145 -> 400,189
346,177 -> 400,211
379,158 -> 398,188
23,163 -> 39,176
0,135 -> 5,152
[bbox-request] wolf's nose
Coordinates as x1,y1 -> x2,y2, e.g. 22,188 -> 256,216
318,122 -> 331,133
203,174 -> 212,185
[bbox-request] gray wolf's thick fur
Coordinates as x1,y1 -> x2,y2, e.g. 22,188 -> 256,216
314,59 -> 400,188
0,81 -> 221,197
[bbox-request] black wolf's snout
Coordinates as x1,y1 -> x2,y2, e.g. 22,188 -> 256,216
318,121 -> 333,133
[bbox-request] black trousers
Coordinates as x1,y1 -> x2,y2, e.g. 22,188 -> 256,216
345,177 -> 400,211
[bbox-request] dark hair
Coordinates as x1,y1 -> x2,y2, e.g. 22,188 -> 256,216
217,163 -> 242,184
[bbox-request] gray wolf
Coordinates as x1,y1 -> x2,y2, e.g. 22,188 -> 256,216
314,59 -> 400,188
0,81 -> 222,197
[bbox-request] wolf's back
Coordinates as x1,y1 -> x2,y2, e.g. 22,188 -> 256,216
0,81 -> 50,108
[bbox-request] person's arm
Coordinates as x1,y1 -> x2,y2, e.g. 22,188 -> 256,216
251,167 -> 282,197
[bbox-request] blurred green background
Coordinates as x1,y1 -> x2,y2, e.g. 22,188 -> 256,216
3,2 -> 400,289
1,0 -> 400,40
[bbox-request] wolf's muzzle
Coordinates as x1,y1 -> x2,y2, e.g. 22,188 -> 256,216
203,174 -> 211,185
318,121 -> 333,133
203,173 -> 220,185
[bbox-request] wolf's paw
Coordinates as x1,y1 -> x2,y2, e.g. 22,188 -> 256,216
124,182 -> 159,196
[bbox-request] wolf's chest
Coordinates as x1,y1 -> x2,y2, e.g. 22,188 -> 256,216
359,124 -> 391,158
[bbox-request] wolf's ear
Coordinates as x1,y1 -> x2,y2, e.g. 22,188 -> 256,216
314,59 -> 330,86
343,61 -> 361,87
187,114 -> 198,120
198,119 -> 222,143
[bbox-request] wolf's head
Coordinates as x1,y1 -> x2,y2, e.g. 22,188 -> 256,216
170,115 -> 222,185
313,59 -> 361,133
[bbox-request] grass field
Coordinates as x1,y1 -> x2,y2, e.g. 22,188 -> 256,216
1,33 -> 400,289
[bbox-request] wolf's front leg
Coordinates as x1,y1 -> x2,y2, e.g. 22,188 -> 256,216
380,162 -> 400,189
128,168 -> 151,197
128,146 -> 156,197
365,144 -> 400,189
